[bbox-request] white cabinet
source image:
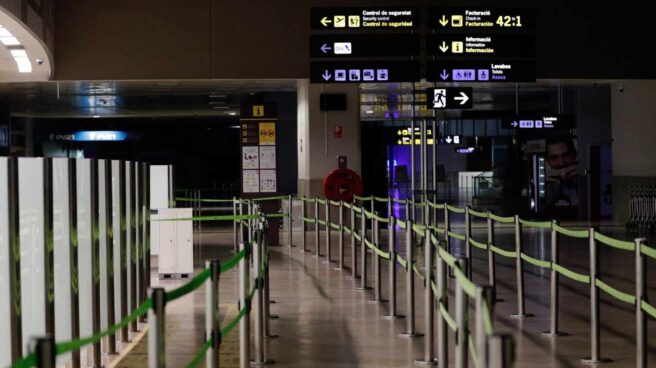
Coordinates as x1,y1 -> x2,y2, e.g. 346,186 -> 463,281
152,208 -> 193,277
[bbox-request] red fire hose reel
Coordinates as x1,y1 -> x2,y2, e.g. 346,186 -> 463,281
322,168 -> 363,202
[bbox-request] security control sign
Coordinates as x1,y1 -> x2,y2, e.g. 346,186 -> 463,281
502,115 -> 576,130
310,61 -> 420,83
429,8 -> 536,30
311,8 -> 419,30
427,87 -> 473,109
427,60 -> 535,82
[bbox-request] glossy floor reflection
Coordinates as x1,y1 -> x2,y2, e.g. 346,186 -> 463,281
112,224 -> 656,367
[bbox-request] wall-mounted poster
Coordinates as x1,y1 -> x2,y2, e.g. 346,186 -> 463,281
242,147 -> 259,169
243,170 -> 260,193
260,170 -> 277,193
259,146 -> 276,169
258,122 -> 276,146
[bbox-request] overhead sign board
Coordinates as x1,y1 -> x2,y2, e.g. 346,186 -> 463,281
311,8 -> 419,30
502,115 -> 576,130
428,7 -> 536,30
50,131 -> 129,142
427,60 -> 536,82
310,34 -> 420,58
426,34 -> 535,58
310,61 -> 420,83
426,87 -> 473,109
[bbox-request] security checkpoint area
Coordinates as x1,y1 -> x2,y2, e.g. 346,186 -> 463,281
1,2 -> 656,368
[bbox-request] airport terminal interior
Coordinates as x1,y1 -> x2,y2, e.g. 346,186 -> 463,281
1,2 -> 656,368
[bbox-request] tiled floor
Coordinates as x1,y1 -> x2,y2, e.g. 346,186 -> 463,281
110,223 -> 656,367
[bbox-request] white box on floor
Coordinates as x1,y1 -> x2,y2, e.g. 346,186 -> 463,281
152,208 -> 193,277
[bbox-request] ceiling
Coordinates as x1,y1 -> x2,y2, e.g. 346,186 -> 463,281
0,5 -> 51,82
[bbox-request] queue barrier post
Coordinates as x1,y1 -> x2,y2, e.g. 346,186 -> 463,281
233,198 -> 238,252
358,205 -> 368,290
415,227 -> 436,365
239,242 -> 250,368
314,199 -> 321,257
488,334 -> 514,368
543,220 -> 565,336
31,335 -> 55,368
486,211 -> 499,303
206,259 -> 221,368
372,212 -> 382,302
288,195 -> 293,248
436,239 -> 448,366
350,203 -> 358,279
338,200 -> 345,269
325,199 -> 331,262
582,227 -> 610,364
465,206 -> 472,279
400,220 -> 419,337
636,238 -> 647,368
383,216 -> 402,319
253,235 -> 266,365
475,286 -> 494,368
511,215 -> 530,318
301,198 -> 307,253
148,287 -> 166,368
455,258 -> 469,368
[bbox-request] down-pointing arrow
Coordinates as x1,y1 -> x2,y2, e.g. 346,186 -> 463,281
440,69 -> 450,81
454,92 -> 469,105
322,70 -> 332,81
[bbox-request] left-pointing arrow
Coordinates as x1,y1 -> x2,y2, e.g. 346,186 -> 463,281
321,17 -> 332,27
322,70 -> 332,81
321,44 -> 332,54
454,92 -> 470,105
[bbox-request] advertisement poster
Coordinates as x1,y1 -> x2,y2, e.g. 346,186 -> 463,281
260,170 -> 277,193
243,170 -> 260,193
242,146 -> 259,169
259,146 -> 276,169
544,137 -> 579,218
258,122 -> 276,146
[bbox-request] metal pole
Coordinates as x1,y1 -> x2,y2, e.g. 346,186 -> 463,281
486,211 -> 498,303
421,120 -> 428,225
383,216 -> 400,319
148,288 -> 166,368
432,119 -> 437,208
338,201 -> 344,269
372,213 -> 381,302
636,238 -> 647,368
411,119 -> 416,216
455,258 -> 469,368
105,161 -> 116,354
43,158 -> 55,337
7,157 -> 23,362
314,199 -> 321,257
89,160 -> 102,367
139,163 -> 147,323
488,334 -> 514,368
358,205 -> 368,290
253,234 -> 267,365
239,200 -> 244,244
436,240 -> 448,366
444,206 -> 450,252
233,197 -> 238,252
325,200 -> 331,262
301,198 -> 307,252
119,161 -> 129,343
400,220 -> 418,337
543,220 -> 562,336
206,259 -> 221,368
511,215 -> 528,318
582,228 -> 608,364
67,159 -> 81,367
144,163 -> 151,319
262,218 -> 277,339
129,162 -> 138,333
31,335 -> 55,368
415,227 -> 436,365
288,195 -> 293,248
239,242 -> 250,368
476,286 -> 494,368
465,206 -> 472,279
350,203 -> 358,278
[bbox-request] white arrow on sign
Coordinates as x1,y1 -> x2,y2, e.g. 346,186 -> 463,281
321,17 -> 332,27
511,121 -> 518,128
320,44 -> 332,54
322,70 -> 332,81
454,92 -> 469,105
445,136 -> 453,144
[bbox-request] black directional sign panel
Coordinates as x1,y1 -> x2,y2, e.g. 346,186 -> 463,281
310,34 -> 420,58
502,115 -> 576,129
428,7 -> 536,30
311,8 -> 419,30
427,60 -> 536,82
426,34 -> 535,58
426,88 -> 473,109
310,61 -> 420,83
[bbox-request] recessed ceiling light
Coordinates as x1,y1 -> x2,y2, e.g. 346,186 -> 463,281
228,112 -> 237,116
0,27 -> 12,37
1,36 -> 20,46
10,49 -> 27,57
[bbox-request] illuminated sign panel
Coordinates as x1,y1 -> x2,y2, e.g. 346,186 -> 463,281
428,8 -> 536,30
311,61 -> 420,83
310,34 -> 419,58
426,34 -> 535,58
311,8 -> 419,30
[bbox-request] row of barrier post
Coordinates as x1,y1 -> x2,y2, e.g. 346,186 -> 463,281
294,193 -> 656,367
2,158 -> 152,368
26,200 -> 273,368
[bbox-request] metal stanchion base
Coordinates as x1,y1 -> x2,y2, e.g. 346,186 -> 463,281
581,358 -> 612,364
251,358 -> 275,365
264,333 -> 279,339
510,313 -> 534,319
414,359 -> 438,366
334,266 -> 344,270
356,286 -> 372,290
541,330 -> 569,337
382,314 -> 405,320
299,249 -> 310,254
368,298 -> 387,304
399,333 -> 424,338
268,314 -> 279,319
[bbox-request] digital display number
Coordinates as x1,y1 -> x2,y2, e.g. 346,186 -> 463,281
496,15 -> 522,27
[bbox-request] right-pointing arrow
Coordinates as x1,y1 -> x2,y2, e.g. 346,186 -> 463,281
511,121 -> 518,128
454,92 -> 469,105
322,70 -> 332,81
